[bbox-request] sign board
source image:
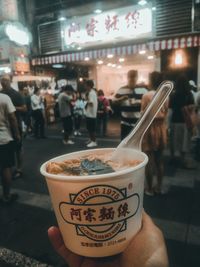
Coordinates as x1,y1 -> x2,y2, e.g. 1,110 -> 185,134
64,5 -> 152,49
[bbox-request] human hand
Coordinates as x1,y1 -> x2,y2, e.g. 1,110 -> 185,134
48,212 -> 169,267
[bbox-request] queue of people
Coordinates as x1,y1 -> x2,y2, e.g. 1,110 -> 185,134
57,80 -> 112,148
0,71 -> 199,203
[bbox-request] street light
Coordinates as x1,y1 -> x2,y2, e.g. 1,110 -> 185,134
138,0 -> 147,6
97,60 -> 104,64
94,9 -> 102,14
58,17 -> 66,21
139,50 -> 146,55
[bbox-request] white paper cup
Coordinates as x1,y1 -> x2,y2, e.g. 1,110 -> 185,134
40,148 -> 148,257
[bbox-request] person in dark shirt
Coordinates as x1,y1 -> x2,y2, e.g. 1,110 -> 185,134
114,70 -> 147,140
20,87 -> 33,136
1,75 -> 27,179
169,75 -> 194,167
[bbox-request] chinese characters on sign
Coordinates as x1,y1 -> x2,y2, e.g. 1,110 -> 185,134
86,18 -> 98,37
105,15 -> 119,32
125,11 -> 140,29
70,203 -> 130,222
64,5 -> 152,49
59,185 -> 140,242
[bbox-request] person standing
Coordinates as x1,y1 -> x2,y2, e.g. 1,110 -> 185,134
141,72 -> 168,196
0,93 -> 20,203
20,87 -> 33,136
169,75 -> 195,168
73,92 -> 85,136
114,70 -> 147,140
97,89 -> 111,136
31,87 -> 46,139
85,80 -> 98,148
58,85 -> 74,145
1,75 -> 26,179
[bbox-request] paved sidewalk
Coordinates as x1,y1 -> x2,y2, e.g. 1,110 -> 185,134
0,122 -> 199,267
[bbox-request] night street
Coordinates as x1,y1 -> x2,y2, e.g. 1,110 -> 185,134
0,0 -> 200,267
0,122 -> 200,267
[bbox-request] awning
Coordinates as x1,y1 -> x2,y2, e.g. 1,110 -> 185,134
32,35 -> 200,66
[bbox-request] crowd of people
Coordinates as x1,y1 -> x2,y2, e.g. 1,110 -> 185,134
0,71 -> 200,204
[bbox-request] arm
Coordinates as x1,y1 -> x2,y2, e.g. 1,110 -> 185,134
141,94 -> 149,112
31,95 -> 40,107
63,94 -> 72,102
87,92 -> 94,106
8,112 -> 20,141
15,105 -> 27,112
16,94 -> 27,112
113,94 -> 128,103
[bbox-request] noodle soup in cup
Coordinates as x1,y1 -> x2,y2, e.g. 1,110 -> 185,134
40,148 -> 148,257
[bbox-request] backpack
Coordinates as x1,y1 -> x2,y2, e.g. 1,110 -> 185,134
98,98 -> 107,113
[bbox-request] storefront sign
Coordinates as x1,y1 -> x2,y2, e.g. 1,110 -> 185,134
32,35 -> 200,66
4,22 -> 32,46
64,5 -> 152,49
13,60 -> 30,72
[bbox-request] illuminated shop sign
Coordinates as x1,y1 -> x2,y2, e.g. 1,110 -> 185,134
4,22 -> 32,46
64,5 -> 152,49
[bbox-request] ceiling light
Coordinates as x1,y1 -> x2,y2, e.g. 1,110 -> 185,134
117,65 -> 122,69
72,22 -> 76,26
138,0 -> 147,6
0,66 -> 11,73
107,63 -> 112,67
119,58 -> 125,63
94,9 -> 102,14
58,17 -> 66,21
112,64 -> 116,68
147,55 -> 154,59
175,52 -> 183,65
107,54 -> 114,59
79,77 -> 83,82
97,60 -> 103,64
77,47 -> 82,50
52,64 -> 64,68
139,50 -> 146,55
152,6 -> 156,11
84,57 -> 90,61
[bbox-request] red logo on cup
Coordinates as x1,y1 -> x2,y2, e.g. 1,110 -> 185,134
59,185 -> 140,241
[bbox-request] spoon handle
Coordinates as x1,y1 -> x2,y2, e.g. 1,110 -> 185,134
116,80 -> 174,151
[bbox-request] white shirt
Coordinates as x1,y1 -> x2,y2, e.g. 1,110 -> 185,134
0,93 -> 16,145
85,89 -> 98,118
31,94 -> 43,110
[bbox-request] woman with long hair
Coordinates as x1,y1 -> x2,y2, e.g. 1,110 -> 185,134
142,72 -> 168,196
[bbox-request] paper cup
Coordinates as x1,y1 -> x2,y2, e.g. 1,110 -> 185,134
40,148 -> 148,257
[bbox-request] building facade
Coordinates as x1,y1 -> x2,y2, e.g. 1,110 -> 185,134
29,0 -> 200,93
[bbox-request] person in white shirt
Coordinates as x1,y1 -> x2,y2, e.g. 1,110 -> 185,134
31,87 -> 46,138
73,92 -> 86,136
0,93 -> 20,203
85,80 -> 98,148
